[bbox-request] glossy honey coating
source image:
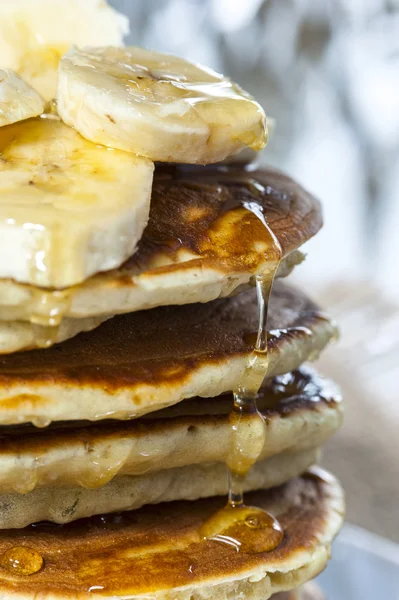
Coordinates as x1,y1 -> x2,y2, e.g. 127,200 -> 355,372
0,470 -> 344,599
58,46 -> 267,163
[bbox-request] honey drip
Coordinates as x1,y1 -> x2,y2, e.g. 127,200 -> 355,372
201,211 -> 284,554
33,323 -> 60,349
0,546 -> 43,575
30,288 -> 74,328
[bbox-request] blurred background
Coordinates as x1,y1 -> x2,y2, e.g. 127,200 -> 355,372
111,0 -> 399,544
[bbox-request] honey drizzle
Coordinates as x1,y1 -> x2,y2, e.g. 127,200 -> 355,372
28,288 -> 74,348
29,288 -> 74,328
32,323 -> 60,349
228,274 -> 277,498
201,194 -> 284,553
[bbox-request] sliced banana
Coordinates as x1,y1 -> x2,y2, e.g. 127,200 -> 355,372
0,0 -> 128,100
0,69 -> 45,127
0,117 -> 154,288
57,46 -> 267,164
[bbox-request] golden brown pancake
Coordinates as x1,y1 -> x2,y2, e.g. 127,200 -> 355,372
0,448 -> 321,528
0,366 -> 342,494
0,282 -> 336,425
0,468 -> 344,600
0,165 -> 321,327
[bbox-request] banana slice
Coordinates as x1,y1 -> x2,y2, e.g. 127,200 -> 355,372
0,69 -> 45,127
0,0 -> 128,100
0,117 -> 154,288
57,46 -> 267,164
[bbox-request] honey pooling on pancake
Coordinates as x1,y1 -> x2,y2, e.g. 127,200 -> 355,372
32,323 -> 61,350
0,546 -> 43,576
201,195 -> 284,553
198,503 -> 283,553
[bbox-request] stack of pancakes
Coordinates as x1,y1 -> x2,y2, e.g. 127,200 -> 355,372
0,9 -> 344,599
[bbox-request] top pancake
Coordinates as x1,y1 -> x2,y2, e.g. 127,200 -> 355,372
0,164 -> 321,326
0,468 -> 344,600
0,282 -> 336,425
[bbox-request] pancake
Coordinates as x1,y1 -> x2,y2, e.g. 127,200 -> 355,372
0,282 -> 337,425
0,314 -> 110,355
0,469 -> 344,599
0,256 -> 300,354
0,447 -> 320,528
0,165 -> 320,329
0,366 -> 342,494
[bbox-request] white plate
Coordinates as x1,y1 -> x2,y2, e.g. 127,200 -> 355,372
317,524 -> 399,599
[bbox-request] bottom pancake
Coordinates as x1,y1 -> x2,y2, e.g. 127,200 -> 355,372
0,468 -> 343,600
0,447 -> 319,528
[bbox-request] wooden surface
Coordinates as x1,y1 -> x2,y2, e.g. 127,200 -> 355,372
312,282 -> 399,543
